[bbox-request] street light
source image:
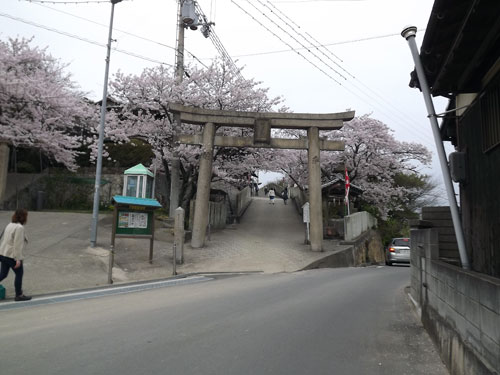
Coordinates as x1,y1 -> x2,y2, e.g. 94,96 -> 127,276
401,26 -> 470,270
90,0 -> 123,247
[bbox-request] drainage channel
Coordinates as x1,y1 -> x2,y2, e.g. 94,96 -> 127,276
0,275 -> 212,311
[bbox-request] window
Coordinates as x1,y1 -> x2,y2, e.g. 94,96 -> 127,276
126,176 -> 138,197
146,177 -> 153,199
138,176 -> 144,198
393,238 -> 410,247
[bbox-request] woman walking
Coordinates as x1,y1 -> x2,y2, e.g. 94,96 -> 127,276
0,208 -> 31,301
268,188 -> 276,204
282,187 -> 289,205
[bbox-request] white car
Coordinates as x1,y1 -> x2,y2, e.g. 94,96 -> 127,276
385,238 -> 410,266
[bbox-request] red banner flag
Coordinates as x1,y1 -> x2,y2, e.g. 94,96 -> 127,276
344,168 -> 350,205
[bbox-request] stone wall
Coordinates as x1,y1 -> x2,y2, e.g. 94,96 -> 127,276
411,227 -> 500,375
344,211 -> 378,242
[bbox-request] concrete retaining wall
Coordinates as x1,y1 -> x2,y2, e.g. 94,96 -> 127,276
235,186 -> 252,219
3,170 -> 124,211
303,229 -> 384,269
290,186 -> 307,214
411,228 -> 500,375
344,211 -> 377,241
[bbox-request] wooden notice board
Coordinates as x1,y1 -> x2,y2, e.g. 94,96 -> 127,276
111,195 -> 162,263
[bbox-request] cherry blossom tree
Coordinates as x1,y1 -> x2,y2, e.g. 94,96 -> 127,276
265,116 -> 432,217
109,59 -> 287,209
325,116 -> 431,213
0,37 -> 96,170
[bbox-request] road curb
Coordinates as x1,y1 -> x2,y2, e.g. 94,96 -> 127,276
406,286 -> 422,319
0,275 -> 213,311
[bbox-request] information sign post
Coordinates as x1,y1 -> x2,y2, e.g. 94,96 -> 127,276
302,202 -> 310,244
111,195 -> 162,263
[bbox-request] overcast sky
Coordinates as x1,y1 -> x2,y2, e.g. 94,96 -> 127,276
1,0 -> 451,196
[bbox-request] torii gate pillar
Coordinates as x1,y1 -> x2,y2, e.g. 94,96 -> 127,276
191,122 -> 216,248
308,127 -> 323,251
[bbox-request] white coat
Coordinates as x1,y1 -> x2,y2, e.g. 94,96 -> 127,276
0,223 -> 27,260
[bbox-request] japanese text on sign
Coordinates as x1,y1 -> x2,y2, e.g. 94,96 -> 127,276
118,212 -> 148,229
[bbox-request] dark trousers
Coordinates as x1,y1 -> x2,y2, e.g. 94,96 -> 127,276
0,255 -> 24,296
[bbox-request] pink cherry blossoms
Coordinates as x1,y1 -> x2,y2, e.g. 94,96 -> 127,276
0,37 -> 96,171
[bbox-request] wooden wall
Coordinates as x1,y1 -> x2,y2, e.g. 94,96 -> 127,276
457,84 -> 500,278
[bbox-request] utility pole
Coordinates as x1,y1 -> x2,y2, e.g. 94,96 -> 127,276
169,0 -> 187,218
90,0 -> 122,247
175,1 -> 186,88
170,0 -> 207,217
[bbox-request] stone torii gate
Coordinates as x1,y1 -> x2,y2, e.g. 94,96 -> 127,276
168,103 -> 355,252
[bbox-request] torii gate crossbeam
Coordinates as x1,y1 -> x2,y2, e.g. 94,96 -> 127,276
168,103 -> 355,252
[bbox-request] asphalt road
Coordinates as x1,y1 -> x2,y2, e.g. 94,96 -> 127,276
1,266 -> 448,375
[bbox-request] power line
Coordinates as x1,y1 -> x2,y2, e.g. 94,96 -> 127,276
24,0 -> 110,4
266,0 -> 343,63
3,6 -> 243,93
250,2 -> 429,130
232,30 -> 420,59
233,1 -> 435,149
31,2 -> 210,69
229,4 -> 370,98
194,1 -> 243,79
0,12 -> 173,67
34,2 -> 176,51
231,0 -> 342,85
261,0 -> 354,81
244,0 -> 347,80
256,1 -> 421,131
